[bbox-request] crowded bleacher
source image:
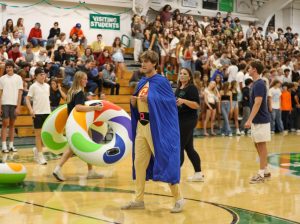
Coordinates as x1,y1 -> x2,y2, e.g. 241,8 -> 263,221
0,4 -> 300,141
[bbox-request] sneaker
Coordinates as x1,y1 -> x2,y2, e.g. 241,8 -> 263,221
170,199 -> 185,213
221,133 -> 225,136
240,131 -> 245,136
38,154 -> 47,165
86,170 -> 104,179
249,174 -> 264,184
9,146 -> 17,152
121,201 -> 145,210
247,130 -> 251,135
297,130 -> 300,134
2,148 -> 9,153
271,131 -> 275,134
32,147 -> 38,161
53,169 -> 66,181
228,133 -> 233,137
264,172 -> 271,179
236,130 -> 241,136
187,173 -> 204,182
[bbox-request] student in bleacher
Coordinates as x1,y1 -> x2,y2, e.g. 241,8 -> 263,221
91,34 -> 105,60
14,18 -> 26,47
26,67 -> 50,164
129,67 -> 145,90
0,61 -> 23,153
22,44 -> 34,65
97,49 -> 112,69
27,22 -> 47,48
8,43 -> 23,64
53,71 -> 104,181
112,37 -> 125,77
2,19 -> 14,40
69,23 -> 87,48
81,47 -> 94,63
0,31 -> 12,49
102,63 -> 120,95
47,22 -> 60,46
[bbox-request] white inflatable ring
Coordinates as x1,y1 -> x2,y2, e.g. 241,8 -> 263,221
66,100 -> 132,166
41,104 -> 108,154
0,163 -> 26,184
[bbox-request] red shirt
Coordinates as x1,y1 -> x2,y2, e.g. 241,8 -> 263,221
28,28 -> 42,41
8,50 -> 22,62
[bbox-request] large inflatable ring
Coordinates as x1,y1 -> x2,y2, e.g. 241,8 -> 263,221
0,163 -> 26,184
41,103 -> 108,154
66,100 -> 132,166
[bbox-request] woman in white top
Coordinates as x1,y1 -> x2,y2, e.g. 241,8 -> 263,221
203,81 -> 219,136
54,33 -> 68,50
14,18 -> 26,47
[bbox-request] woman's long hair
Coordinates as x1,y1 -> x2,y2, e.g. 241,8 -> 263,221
177,67 -> 194,91
67,71 -> 86,103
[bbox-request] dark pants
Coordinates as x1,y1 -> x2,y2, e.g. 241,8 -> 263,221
103,81 -> 120,95
87,79 -> 103,95
179,116 -> 201,172
291,107 -> 300,129
281,111 -> 291,130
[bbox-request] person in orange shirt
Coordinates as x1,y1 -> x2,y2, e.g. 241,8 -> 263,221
281,82 -> 292,133
69,23 -> 87,48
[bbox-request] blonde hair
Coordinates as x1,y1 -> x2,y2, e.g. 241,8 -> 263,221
67,71 -> 86,103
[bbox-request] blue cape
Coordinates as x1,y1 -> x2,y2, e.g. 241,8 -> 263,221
130,74 -> 181,184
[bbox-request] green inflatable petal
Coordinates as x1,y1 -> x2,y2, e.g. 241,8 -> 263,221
71,132 -> 102,153
41,132 -> 67,151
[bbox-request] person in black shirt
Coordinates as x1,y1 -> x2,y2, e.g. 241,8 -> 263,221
78,59 -> 103,96
53,71 -> 104,181
194,51 -> 204,76
47,22 -> 60,46
240,78 -> 253,135
49,78 -> 66,111
175,68 -> 204,182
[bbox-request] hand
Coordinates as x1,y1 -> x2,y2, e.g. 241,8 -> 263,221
130,96 -> 138,106
58,83 -> 61,90
297,104 -> 300,108
93,103 -> 103,111
15,106 -> 20,116
245,120 -> 251,129
30,109 -> 35,118
176,98 -> 185,106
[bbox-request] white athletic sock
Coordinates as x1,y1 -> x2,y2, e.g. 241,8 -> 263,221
9,142 -> 14,148
2,142 -> 7,150
258,169 -> 265,177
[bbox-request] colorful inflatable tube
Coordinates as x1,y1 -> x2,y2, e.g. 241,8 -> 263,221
66,100 -> 132,166
41,103 -> 108,154
0,163 -> 26,184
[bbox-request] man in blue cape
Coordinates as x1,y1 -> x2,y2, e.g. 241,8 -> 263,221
121,51 -> 184,213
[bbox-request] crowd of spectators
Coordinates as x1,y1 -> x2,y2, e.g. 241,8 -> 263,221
0,6 -> 300,136
131,5 -> 300,135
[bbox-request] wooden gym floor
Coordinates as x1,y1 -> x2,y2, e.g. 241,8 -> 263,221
0,133 -> 299,224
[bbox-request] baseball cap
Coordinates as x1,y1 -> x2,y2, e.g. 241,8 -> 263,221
76,23 -> 81,28
35,67 -> 45,76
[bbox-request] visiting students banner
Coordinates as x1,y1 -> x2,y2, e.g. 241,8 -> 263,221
90,14 -> 120,30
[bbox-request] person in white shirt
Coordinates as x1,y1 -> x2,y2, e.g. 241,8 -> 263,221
0,61 -> 23,153
282,68 -> 292,83
26,67 -> 51,165
269,80 -> 284,133
227,59 -> 238,83
34,48 -> 51,65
